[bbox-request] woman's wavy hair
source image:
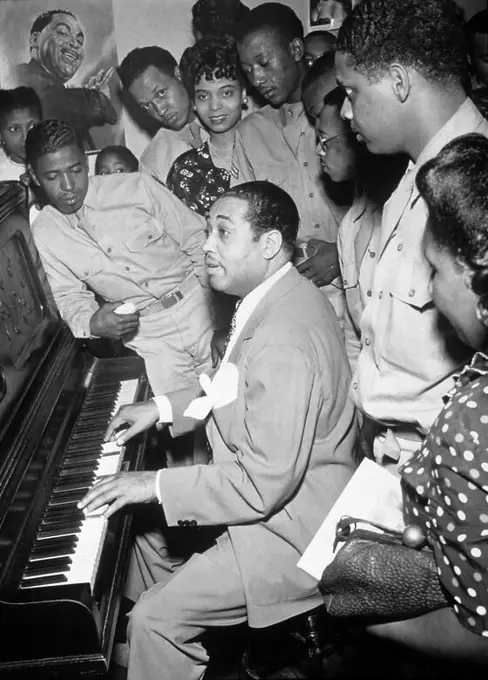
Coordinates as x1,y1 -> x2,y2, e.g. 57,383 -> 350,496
180,33 -> 243,98
416,133 -> 488,323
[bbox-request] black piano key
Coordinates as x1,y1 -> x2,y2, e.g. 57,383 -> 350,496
37,525 -> 81,539
48,497 -> 84,508
30,545 -> 76,560
41,515 -> 83,528
20,574 -> 68,588
24,557 -> 73,576
32,536 -> 78,551
25,556 -> 72,573
58,466 -> 96,477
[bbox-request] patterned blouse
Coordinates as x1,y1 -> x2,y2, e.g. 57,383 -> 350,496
166,142 -> 231,217
401,352 -> 488,637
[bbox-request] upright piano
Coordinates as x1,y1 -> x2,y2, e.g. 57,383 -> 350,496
0,183 -> 149,677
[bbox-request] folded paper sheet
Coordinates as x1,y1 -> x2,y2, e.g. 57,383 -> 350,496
298,458 -> 405,580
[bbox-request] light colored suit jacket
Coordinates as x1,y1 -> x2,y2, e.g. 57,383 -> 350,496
159,267 -> 357,627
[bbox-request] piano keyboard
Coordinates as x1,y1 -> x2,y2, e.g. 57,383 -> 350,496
19,378 -> 139,592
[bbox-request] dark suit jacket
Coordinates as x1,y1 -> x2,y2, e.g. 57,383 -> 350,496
160,267 -> 357,627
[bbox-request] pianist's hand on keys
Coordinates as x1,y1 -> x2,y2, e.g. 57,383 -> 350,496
78,399 -> 164,518
79,470 -> 159,518
105,399 -> 160,446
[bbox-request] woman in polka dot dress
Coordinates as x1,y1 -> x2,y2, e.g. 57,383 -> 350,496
366,134 -> 488,666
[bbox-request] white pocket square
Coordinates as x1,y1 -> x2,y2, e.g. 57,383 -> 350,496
183,362 -> 239,420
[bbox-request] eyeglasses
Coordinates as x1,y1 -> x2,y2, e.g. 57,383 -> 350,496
317,132 -> 349,154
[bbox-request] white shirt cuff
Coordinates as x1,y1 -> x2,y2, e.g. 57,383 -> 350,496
152,395 -> 173,424
155,469 -> 164,504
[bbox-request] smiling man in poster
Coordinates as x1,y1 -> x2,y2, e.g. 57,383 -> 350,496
15,9 -> 117,149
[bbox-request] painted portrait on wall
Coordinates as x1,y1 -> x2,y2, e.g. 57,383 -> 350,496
308,0 -> 353,32
0,0 -> 124,151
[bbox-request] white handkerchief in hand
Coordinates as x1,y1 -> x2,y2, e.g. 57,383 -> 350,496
183,362 -> 239,420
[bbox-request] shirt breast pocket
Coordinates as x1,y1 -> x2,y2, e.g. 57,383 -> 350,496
78,254 -> 104,282
124,221 -> 164,253
389,257 -> 433,310
257,161 -> 290,190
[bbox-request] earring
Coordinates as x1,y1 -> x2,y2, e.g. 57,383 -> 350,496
242,96 -> 249,110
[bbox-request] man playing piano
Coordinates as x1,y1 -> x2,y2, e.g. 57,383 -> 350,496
80,181 -> 357,680
26,119 -> 213,400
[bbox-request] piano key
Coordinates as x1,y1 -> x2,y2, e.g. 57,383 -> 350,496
19,574 -> 68,589
25,557 -> 72,571
22,378 -> 139,591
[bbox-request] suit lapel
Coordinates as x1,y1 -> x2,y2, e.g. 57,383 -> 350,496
227,267 -> 303,365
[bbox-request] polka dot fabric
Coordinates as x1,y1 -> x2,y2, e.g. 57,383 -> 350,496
401,352 -> 488,638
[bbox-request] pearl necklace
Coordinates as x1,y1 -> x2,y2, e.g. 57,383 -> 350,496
208,140 -> 239,179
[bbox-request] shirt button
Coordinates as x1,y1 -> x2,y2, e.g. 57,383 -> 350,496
409,289 -> 415,297
369,251 -> 376,258
300,131 -> 305,135
107,247 -> 112,253
379,291 -> 383,299
366,290 -> 372,297
84,271 -> 89,276
397,244 -> 403,251
314,223 -> 320,229
365,338 -> 370,346
309,192 -> 314,198
343,280 -> 348,286
148,234 -> 153,239
145,282 -> 149,287
352,382 -> 358,389
125,266 -> 130,271
304,161 -> 309,167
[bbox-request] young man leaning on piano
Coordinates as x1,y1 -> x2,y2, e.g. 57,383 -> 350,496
26,119 -> 214,407
79,180 -> 357,680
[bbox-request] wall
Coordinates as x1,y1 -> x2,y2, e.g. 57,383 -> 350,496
112,0 -> 486,157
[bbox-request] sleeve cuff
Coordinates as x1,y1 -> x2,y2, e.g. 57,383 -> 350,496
155,468 -> 164,504
152,395 -> 173,424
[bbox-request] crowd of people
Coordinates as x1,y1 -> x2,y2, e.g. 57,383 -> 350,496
1,0 -> 488,677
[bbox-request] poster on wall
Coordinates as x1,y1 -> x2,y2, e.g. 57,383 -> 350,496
308,0 -> 354,33
0,0 -> 124,151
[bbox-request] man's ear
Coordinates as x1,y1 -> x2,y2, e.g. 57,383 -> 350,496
28,165 -> 40,187
290,38 -> 304,64
30,31 -> 40,56
388,63 -> 411,103
456,255 -> 474,288
262,229 -> 283,259
174,65 -> 183,83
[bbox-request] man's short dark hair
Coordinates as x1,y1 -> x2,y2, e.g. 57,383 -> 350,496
235,2 -> 304,48
0,87 -> 42,124
180,34 -> 243,98
192,0 -> 250,39
30,9 -> 76,37
304,30 -> 337,49
223,181 -> 299,255
118,46 -> 178,91
302,51 -> 335,93
416,133 -> 488,315
337,0 -> 469,85
95,145 -> 139,174
26,119 -> 83,170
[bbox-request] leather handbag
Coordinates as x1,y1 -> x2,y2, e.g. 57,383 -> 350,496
319,516 -> 449,621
